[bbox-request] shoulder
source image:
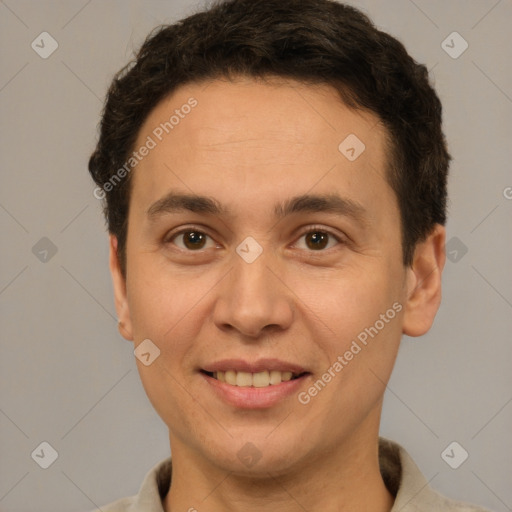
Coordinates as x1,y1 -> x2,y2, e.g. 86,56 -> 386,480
89,495 -> 137,512
379,438 -> 492,512
431,493 -> 494,512
89,456 -> 172,512
410,485 -> 493,512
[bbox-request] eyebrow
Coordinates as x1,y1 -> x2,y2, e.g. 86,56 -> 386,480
146,192 -> 367,224
275,194 -> 366,223
147,193 -> 228,218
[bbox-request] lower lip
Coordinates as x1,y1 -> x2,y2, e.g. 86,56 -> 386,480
200,372 -> 310,409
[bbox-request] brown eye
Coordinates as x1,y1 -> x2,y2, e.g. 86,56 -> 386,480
183,231 -> 206,249
294,229 -> 341,252
304,231 -> 330,250
169,230 -> 216,251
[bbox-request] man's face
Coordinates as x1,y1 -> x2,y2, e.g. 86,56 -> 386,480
114,77 -> 417,474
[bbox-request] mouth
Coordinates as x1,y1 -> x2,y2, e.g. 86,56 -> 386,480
200,369 -> 308,388
199,359 -> 311,408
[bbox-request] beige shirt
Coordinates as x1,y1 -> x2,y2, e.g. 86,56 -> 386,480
94,438 -> 491,511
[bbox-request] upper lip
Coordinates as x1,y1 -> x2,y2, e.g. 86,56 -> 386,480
201,358 -> 308,374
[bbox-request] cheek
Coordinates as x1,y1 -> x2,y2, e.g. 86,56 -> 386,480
135,357 -> 208,446
299,264 -> 400,337
127,267 -> 213,434
126,262 -> 212,341
296,275 -> 403,414
294,263 -> 405,404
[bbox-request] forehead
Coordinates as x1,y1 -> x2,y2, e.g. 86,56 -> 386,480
130,77 -> 395,221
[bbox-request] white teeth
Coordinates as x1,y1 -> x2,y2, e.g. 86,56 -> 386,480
252,371 -> 270,388
212,370 -> 300,387
236,371 -> 253,387
269,370 -> 282,385
281,371 -> 293,382
225,370 -> 237,385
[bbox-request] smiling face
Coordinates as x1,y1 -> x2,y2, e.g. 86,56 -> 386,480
110,76 -> 444,478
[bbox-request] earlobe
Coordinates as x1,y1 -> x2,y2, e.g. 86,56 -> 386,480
109,235 -> 134,341
402,224 -> 446,337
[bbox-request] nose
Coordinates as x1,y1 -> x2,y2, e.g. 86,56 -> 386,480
212,249 -> 294,339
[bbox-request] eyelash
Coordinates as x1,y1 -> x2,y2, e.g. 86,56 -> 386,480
164,226 -> 219,251
164,225 -> 346,252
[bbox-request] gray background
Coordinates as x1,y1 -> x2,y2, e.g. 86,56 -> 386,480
0,0 -> 511,511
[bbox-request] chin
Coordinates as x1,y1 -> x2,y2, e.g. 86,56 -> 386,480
203,434 -> 307,477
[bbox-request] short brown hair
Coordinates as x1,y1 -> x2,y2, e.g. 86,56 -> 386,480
89,0 -> 450,274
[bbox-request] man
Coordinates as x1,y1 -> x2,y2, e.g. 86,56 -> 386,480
88,0 -> 490,510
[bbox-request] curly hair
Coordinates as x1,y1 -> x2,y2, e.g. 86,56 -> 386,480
88,0 -> 450,275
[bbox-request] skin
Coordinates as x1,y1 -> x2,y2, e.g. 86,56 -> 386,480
110,76 -> 446,512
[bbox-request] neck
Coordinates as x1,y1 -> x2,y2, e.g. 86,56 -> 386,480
164,426 -> 394,512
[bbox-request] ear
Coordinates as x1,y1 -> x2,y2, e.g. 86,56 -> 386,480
109,235 -> 133,341
402,224 -> 446,337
